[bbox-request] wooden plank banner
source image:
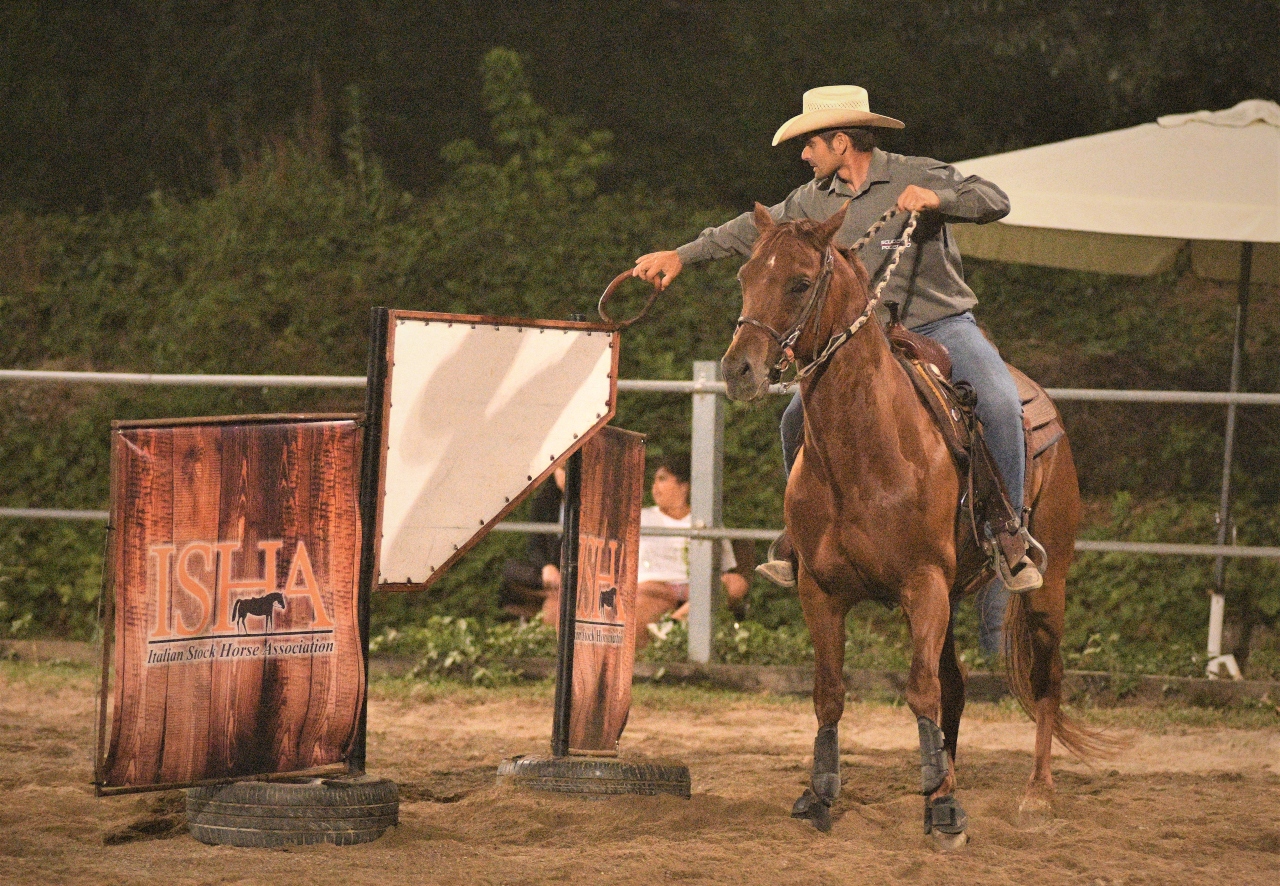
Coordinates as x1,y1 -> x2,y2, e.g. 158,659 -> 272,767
96,415 -> 365,793
568,427 -> 645,754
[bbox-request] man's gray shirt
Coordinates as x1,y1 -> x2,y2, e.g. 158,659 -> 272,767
675,149 -> 1009,328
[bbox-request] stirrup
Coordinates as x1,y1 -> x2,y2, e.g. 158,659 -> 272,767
756,534 -> 796,588
1021,525 -> 1049,572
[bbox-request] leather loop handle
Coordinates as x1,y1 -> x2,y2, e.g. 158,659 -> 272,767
598,270 -> 662,330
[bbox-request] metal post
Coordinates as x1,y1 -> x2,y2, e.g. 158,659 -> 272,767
550,448 -> 583,757
688,361 -> 725,664
1206,243 -> 1252,681
351,307 -> 390,773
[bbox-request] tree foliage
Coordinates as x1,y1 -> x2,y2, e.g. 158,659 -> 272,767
2,2 -> 1275,211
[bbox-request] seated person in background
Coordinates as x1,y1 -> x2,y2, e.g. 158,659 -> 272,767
635,453 -> 748,647
499,466 -> 565,621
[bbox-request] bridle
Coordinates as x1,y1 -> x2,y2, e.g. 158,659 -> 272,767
735,208 -> 920,388
734,246 -> 837,381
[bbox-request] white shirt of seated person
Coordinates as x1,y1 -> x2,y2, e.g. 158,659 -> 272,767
638,507 -> 735,584
637,465 -> 734,587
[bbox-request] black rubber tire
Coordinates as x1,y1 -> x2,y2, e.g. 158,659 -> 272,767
497,755 -> 690,798
186,776 -> 398,847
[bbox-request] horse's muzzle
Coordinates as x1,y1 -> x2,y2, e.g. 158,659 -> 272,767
721,334 -> 774,402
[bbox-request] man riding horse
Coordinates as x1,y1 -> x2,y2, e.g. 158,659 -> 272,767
633,85 -> 1044,616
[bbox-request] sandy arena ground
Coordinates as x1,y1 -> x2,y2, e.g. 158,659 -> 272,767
3,663 -> 1279,885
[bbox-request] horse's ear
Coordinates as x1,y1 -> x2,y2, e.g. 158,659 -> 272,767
752,202 -> 775,232
815,200 -> 850,246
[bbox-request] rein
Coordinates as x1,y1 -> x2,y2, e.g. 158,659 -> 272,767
737,208 -> 920,389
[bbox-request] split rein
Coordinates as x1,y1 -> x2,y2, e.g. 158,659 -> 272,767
737,207 -> 920,390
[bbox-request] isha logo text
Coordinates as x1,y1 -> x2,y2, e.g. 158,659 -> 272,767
148,539 -> 334,640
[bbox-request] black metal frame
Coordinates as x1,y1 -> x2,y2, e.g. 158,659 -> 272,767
351,306 -> 390,774
550,448 -> 583,758
1213,243 -> 1252,596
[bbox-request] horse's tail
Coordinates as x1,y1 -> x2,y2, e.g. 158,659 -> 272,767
231,600 -> 243,621
1003,593 -> 1130,761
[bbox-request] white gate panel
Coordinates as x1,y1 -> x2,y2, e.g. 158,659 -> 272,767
375,313 -> 617,588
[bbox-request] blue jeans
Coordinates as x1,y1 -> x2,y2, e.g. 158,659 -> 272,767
778,311 -> 1023,650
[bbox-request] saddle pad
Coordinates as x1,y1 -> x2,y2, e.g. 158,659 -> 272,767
1008,365 -> 1065,458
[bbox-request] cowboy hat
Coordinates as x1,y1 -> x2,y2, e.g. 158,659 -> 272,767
771,85 -> 904,146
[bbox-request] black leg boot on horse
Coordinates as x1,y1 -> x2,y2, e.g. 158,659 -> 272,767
791,722 -> 839,832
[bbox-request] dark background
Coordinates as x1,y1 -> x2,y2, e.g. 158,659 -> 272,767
3,0 -> 1275,212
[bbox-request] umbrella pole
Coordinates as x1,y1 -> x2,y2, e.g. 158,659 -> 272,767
1205,243 -> 1252,680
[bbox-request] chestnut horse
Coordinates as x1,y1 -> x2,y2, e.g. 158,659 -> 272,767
721,203 -> 1105,846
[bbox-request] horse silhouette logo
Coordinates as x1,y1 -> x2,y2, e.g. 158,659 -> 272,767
598,586 -> 618,619
231,592 -> 287,633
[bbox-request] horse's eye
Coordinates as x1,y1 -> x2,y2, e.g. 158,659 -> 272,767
791,280 -> 811,295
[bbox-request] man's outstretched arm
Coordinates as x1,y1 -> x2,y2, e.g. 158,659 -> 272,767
632,194 -> 798,290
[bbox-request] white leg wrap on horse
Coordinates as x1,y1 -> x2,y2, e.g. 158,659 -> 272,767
917,717 -> 949,795
812,724 -> 840,802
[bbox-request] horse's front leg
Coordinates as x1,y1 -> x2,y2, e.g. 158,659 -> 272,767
903,569 -> 969,849
791,565 -> 848,832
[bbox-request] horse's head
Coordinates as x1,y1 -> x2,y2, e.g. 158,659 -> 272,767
271,592 -> 287,611
721,203 -> 859,401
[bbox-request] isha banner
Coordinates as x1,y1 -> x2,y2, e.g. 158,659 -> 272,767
96,415 -> 364,793
569,427 -> 645,754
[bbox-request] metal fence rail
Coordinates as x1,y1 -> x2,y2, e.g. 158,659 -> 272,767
3,510 -> 1278,560
4,368 -> 1280,404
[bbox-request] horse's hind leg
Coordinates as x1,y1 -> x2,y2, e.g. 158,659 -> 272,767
1016,440 -> 1081,816
791,566 -> 848,832
903,572 -> 969,848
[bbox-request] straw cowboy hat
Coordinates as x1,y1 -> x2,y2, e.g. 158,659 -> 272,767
771,85 -> 905,146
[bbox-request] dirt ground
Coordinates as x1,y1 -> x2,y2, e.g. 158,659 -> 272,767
3,663 -> 1279,886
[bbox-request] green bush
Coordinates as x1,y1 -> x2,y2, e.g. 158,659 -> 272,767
369,615 -> 556,686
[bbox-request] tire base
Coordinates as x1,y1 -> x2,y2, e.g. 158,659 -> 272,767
497,755 -> 690,798
186,775 -> 399,848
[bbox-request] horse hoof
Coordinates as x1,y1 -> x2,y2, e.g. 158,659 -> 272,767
932,829 -> 969,851
790,788 -> 833,833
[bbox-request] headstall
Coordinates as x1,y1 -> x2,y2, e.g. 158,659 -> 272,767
735,208 -> 921,389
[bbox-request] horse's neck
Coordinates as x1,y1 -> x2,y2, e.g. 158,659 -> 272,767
798,274 -> 918,478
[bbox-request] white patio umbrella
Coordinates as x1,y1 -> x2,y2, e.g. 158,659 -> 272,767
951,99 -> 1280,679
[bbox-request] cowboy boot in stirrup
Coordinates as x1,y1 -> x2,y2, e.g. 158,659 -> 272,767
755,531 -> 796,588
993,522 -> 1047,594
